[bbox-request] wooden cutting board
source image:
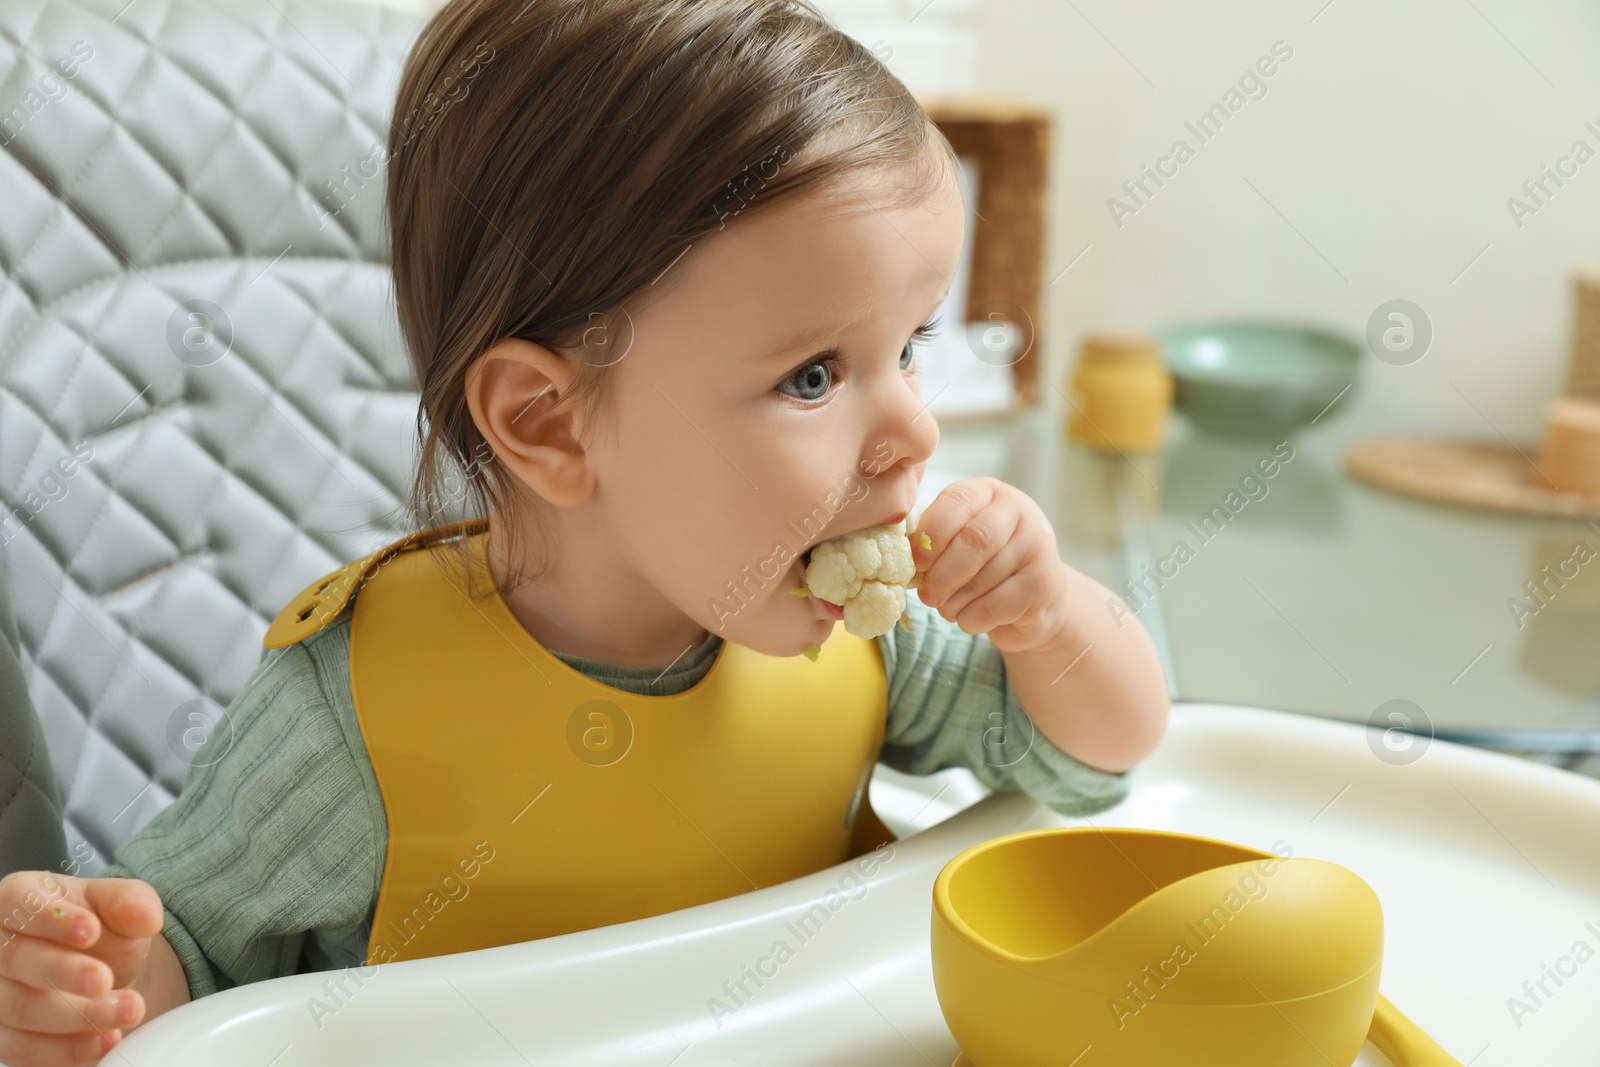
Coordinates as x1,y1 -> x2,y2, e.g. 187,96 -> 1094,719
1344,436 -> 1600,519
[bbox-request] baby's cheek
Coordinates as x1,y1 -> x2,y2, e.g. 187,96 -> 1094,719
669,534 -> 751,600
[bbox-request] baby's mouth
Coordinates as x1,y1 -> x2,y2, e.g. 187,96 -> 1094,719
796,522 -> 869,571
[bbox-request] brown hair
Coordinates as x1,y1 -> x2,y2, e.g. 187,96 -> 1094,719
384,0 -> 956,595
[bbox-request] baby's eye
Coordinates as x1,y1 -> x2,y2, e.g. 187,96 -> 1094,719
903,316 -> 940,372
778,357 -> 836,402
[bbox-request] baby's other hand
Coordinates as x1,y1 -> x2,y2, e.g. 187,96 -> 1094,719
0,871 -> 164,1065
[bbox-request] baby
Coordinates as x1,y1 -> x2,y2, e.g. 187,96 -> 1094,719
0,0 -> 1169,1061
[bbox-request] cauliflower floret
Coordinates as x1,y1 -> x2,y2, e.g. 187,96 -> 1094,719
843,580 -> 907,640
804,523 -> 914,605
799,513 -> 922,640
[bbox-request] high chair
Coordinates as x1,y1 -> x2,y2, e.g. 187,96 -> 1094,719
2,2 -> 1597,1065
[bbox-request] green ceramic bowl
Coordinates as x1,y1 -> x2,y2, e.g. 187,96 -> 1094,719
1159,319 -> 1361,436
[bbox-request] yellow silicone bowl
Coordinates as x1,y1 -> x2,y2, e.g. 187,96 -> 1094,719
931,828 -> 1462,1067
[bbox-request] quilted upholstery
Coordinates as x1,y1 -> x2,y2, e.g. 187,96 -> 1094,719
0,557 -> 68,875
0,0 -> 429,878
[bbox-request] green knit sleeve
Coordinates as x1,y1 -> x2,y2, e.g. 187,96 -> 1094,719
99,611 -> 384,999
874,595 -> 1135,818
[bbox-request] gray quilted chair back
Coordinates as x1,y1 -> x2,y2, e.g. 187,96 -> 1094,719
0,559 -> 67,872
0,0 -> 429,878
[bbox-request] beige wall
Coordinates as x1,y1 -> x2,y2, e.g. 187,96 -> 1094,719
972,0 -> 1600,438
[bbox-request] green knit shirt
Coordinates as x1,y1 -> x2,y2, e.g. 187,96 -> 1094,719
102,594 -> 1135,1000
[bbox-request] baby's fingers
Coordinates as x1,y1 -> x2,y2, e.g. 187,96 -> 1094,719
0,971 -> 134,1035
916,503 -> 1021,609
0,874 -> 162,996
0,975 -> 130,1052
0,1018 -> 121,1067
80,878 -> 163,944
0,932 -> 115,1001
0,874 -> 95,951
912,479 -> 993,573
927,534 -> 1031,621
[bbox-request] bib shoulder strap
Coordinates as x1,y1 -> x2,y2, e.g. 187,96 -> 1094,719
263,517 -> 489,649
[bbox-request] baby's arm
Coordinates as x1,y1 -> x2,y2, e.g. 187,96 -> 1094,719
877,596 -> 1136,818
989,561 -> 1169,775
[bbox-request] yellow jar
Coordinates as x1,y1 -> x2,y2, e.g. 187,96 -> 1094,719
1065,328 -> 1173,452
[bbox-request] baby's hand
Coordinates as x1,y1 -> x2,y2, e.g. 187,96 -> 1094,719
0,871 -> 163,1065
912,476 -> 1069,654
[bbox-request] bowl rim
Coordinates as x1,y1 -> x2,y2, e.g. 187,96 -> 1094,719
1157,315 -> 1361,347
931,826 -> 1282,965
1157,316 -> 1362,382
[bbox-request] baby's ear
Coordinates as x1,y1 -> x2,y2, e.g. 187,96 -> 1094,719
464,338 -> 595,508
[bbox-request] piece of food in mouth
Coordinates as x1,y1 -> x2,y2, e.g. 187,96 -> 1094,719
795,512 -> 922,640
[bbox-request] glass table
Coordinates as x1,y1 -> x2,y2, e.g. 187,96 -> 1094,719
927,404 -> 1600,756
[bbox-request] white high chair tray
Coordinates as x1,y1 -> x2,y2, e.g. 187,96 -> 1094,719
113,703 -> 1599,1066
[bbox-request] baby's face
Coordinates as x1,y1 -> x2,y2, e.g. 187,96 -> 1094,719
592,156 -> 963,657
